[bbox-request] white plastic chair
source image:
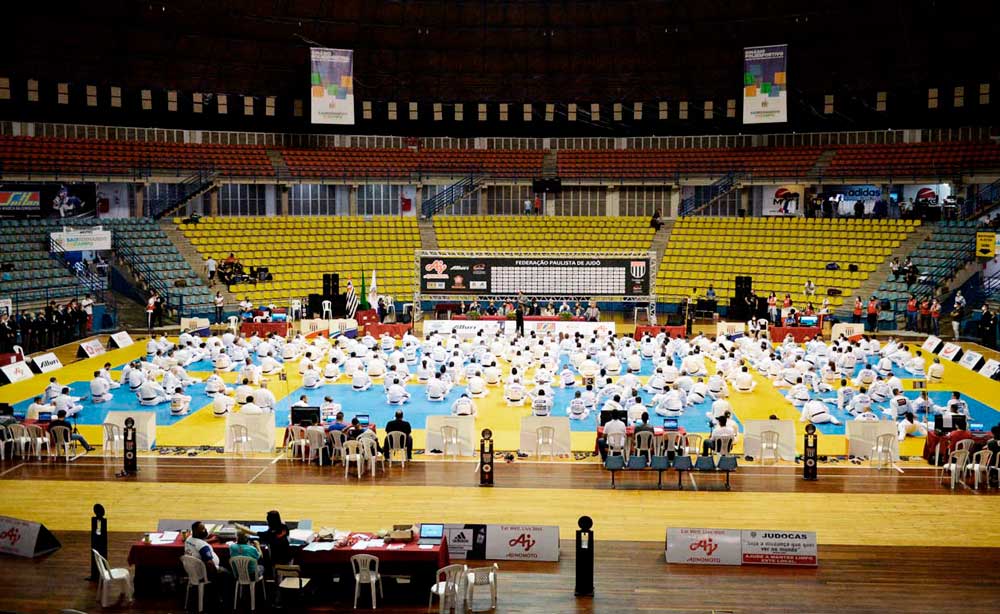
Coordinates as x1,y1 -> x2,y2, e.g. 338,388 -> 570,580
229,424 -> 252,457
536,426 -> 556,460
633,430 -> 656,462
870,433 -> 896,470
321,300 -> 333,320
682,433 -> 703,457
760,430 -> 780,465
50,425 -> 79,461
6,424 -> 32,458
351,553 -> 383,609
305,426 -> 329,465
386,431 -> 408,467
942,448 -> 971,490
441,425 -> 461,459
428,564 -> 467,614
180,554 -> 211,613
606,431 -> 627,460
328,430 -> 346,464
227,315 -> 240,334
464,563 -> 499,613
25,424 -> 50,459
659,431 -> 682,457
275,564 -> 311,604
964,448 -> 993,490
285,425 -> 309,462
0,425 -> 14,460
231,555 -> 266,611
290,299 -> 303,321
362,436 -> 385,474
92,549 -> 134,607
343,440 -> 367,478
103,422 -> 124,458
935,438 -> 973,481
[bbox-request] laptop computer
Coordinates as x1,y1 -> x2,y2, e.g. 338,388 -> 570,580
418,523 -> 444,546
37,412 -> 53,422
662,418 -> 679,431
355,414 -> 371,427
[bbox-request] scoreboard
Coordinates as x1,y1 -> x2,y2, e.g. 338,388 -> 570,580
419,254 -> 651,297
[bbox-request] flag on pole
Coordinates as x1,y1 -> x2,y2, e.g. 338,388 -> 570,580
368,269 -> 379,310
359,272 -> 368,310
345,277 -> 359,319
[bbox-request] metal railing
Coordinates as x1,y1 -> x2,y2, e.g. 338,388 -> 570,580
112,237 -> 190,317
421,174 -> 483,218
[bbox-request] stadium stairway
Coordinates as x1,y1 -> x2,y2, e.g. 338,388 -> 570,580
541,150 -> 559,177
806,149 -> 838,180
158,219 -> 237,306
418,218 -> 439,250
266,149 -> 291,179
650,219 -> 674,281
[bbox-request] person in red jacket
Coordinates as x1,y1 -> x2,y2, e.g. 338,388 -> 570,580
905,295 -> 918,331
919,298 -> 931,333
852,297 -> 863,324
866,296 -> 881,332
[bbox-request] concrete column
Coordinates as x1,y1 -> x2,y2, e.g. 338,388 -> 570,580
478,186 -> 487,215
279,185 -> 289,216
606,185 -> 620,216
349,185 -> 359,216
134,184 -> 145,217
413,184 -> 423,216
209,188 -> 219,216
740,186 -> 751,216
667,187 -> 680,218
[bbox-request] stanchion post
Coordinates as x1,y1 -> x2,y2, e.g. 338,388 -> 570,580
479,428 -> 494,487
88,503 -> 107,581
803,423 -> 818,481
574,516 -> 594,597
118,416 -> 137,478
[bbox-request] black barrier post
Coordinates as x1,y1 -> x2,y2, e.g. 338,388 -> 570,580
118,417 -> 137,478
479,428 -> 494,487
803,423 -> 818,481
88,503 -> 108,581
574,516 -> 594,597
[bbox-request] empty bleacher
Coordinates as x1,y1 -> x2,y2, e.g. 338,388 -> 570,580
557,147 -> 824,179
877,220 -> 979,306
826,142 -> 1000,178
0,136 -> 272,177
0,220 -> 83,304
279,148 -> 544,178
434,216 -> 656,251
175,217 -> 420,306
657,217 -> 922,307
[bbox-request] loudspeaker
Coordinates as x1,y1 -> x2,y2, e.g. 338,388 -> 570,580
735,276 -> 753,296
322,273 -> 340,296
803,426 -> 818,480
532,178 -> 562,193
307,293 -> 324,318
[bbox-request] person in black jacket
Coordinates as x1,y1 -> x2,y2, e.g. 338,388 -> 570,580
980,305 -> 997,349
384,410 -> 413,459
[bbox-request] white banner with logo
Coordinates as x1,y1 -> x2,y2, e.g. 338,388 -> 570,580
109,331 -> 135,348
921,335 -> 943,352
939,342 -> 963,361
979,358 -> 1000,379
0,298 -> 12,317
484,524 -> 560,562
0,515 -> 43,557
741,530 -> 817,566
31,352 -> 63,373
665,527 -> 742,565
443,524 -> 487,560
299,318 -> 330,337
831,322 -> 865,340
716,321 -> 746,337
78,338 -> 106,358
958,350 -> 983,370
423,319 -> 616,340
310,48 -> 355,125
0,360 -> 34,384
761,184 -> 804,216
50,227 -> 112,252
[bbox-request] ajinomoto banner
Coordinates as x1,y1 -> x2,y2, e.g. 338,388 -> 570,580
310,48 -> 355,125
743,45 -> 788,124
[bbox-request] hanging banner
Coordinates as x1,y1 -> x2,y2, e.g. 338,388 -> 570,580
743,45 -> 788,124
50,226 -> 112,252
975,232 -> 996,258
761,184 -> 804,216
310,48 -> 355,125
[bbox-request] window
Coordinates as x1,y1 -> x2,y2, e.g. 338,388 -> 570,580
290,184 -> 341,215
678,101 -> 688,120
633,102 -> 642,120
478,103 -> 487,121
824,94 -> 834,114
86,85 -> 97,107
167,90 -> 178,112
555,187 -> 606,216
58,83 -> 69,105
409,102 -> 418,120
388,102 -> 397,120
704,100 -> 713,119
0,77 -> 9,101
362,100 -> 372,120
265,96 -> 276,117
423,184 -> 478,215
486,184 -> 531,215
454,103 -> 464,121
927,88 -> 938,109
244,96 -> 254,115
658,101 -> 668,119
568,103 -> 577,121
110,86 -> 122,108
523,103 -> 532,121
218,184 -> 265,216
218,94 -> 228,114
293,99 -> 303,117
499,103 -> 508,121
141,89 -> 152,110
358,184 -> 401,215
193,93 -> 203,113
590,103 -> 600,121
27,79 -> 39,102
620,187 -> 669,217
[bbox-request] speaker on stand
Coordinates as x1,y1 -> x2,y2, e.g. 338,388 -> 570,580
322,273 -> 340,297
732,275 -> 753,321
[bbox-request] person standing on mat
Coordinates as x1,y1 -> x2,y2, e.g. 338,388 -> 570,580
515,303 -> 525,337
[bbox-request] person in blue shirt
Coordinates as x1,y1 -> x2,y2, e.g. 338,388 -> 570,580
229,533 -> 262,579
327,411 -> 348,432
705,285 -> 717,301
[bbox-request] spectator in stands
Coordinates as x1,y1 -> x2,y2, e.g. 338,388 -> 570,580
951,300 -> 965,340
205,256 -> 218,285
854,199 -> 865,219
584,302 -> 600,322
384,410 -> 413,459
768,292 -> 779,324
890,257 -> 901,281
905,295 -> 918,331
866,296 -> 881,332
705,285 -> 717,301
515,304 -> 525,336
523,198 -> 532,215
80,294 -> 94,333
804,280 -> 816,298
533,194 -> 542,215
852,297 -> 863,324
930,298 -> 942,335
650,209 -> 663,231
979,305 -> 997,349
213,292 -> 225,324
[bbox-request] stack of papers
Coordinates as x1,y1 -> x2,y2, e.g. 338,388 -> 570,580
289,528 -> 315,543
303,542 -> 336,552
148,531 -> 179,545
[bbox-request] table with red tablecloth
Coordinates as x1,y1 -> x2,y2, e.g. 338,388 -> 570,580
450,315 -> 585,321
633,325 -> 686,340
355,309 -> 380,327
366,323 -> 412,340
240,321 -> 290,337
0,349 -> 24,365
922,430 -> 992,464
770,326 -> 821,343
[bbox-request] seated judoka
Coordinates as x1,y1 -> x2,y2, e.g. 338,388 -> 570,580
503,377 -> 528,406
351,369 -> 373,391
733,366 -> 756,393
170,387 -> 192,416
234,379 -> 255,405
926,358 -> 944,383
847,388 -> 873,417
98,362 -> 121,389
619,372 -> 641,394
680,352 -> 708,377
911,391 -> 938,418
707,397 -> 733,426
904,350 -> 926,376
302,364 -> 321,389
567,390 -> 590,421
367,355 -> 387,378
204,373 -> 232,397
137,380 -> 169,406
260,352 -> 283,376
467,371 -> 487,398
482,362 -> 502,386
51,387 -> 84,417
322,359 -> 342,383
800,398 -> 841,425
707,372 -> 728,400
869,379 -> 892,405
853,402 -> 879,422
240,396 -> 265,415
451,393 -> 477,417
885,389 -> 911,421
687,378 -> 709,406
898,411 -> 928,441
836,379 -> 857,411
426,374 -> 450,402
44,377 -> 64,403
253,381 -> 277,411
853,365 -> 877,388
654,388 -> 685,418
213,391 -> 236,416
90,371 -> 114,403
788,378 -> 812,407
874,355 -> 894,378
386,378 -> 411,405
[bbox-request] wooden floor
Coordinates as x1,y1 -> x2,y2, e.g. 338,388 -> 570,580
4,530 -> 1000,614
